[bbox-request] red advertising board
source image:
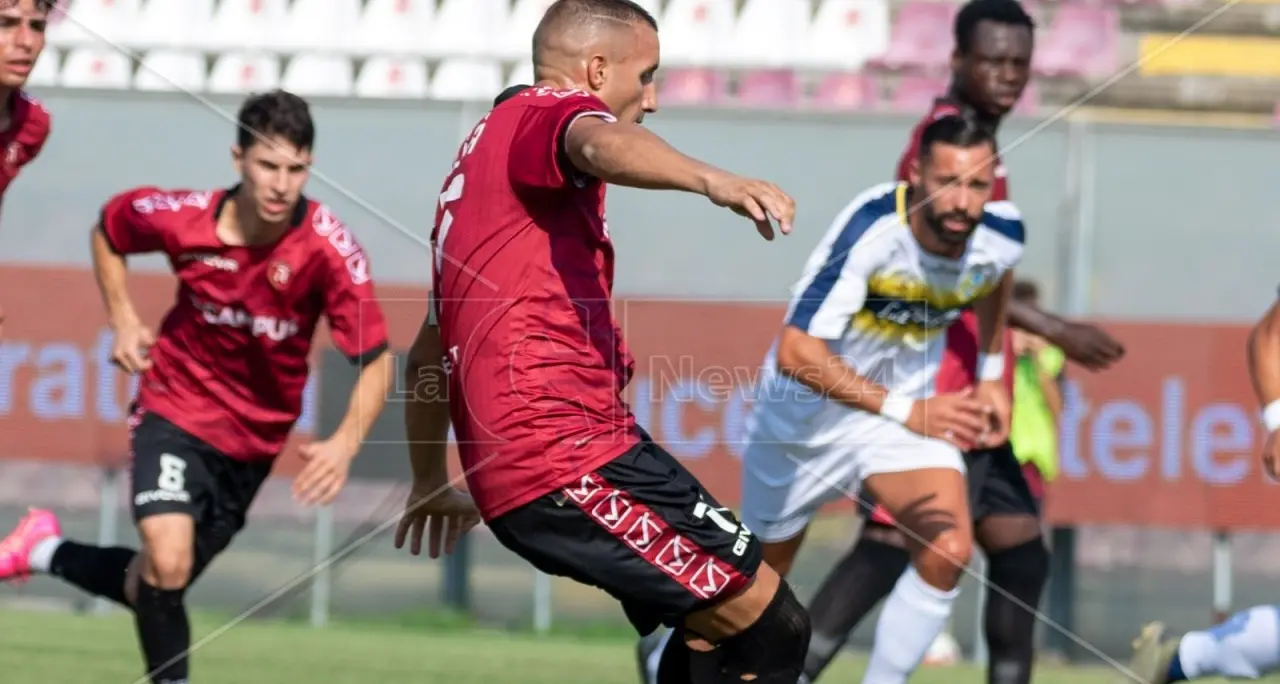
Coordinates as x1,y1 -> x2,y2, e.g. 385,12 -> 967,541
0,266 -> 1273,530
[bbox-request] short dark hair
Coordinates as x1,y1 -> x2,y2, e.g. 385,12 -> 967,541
533,0 -> 659,63
236,90 -> 315,152
917,114 -> 996,160
1013,279 -> 1039,302
954,0 -> 1035,55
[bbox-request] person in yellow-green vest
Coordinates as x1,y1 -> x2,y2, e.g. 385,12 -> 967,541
1009,280 -> 1065,505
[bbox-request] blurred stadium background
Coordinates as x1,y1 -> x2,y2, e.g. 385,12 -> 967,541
2,0 -> 1280,680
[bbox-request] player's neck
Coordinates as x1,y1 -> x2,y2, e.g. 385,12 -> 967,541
217,195 -> 290,247
946,84 -> 1003,132
0,87 -> 16,133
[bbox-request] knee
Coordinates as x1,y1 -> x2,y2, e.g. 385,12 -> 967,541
719,581 -> 811,683
987,538 -> 1050,588
914,530 -> 972,591
144,546 -> 193,590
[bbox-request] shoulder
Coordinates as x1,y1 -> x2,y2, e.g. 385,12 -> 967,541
501,86 -> 615,121
15,91 -> 51,144
978,199 -> 1025,245
302,201 -> 372,286
826,182 -> 904,252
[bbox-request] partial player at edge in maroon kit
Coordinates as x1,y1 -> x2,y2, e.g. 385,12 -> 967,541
0,91 -> 394,684
0,0 -> 56,338
393,2 -> 814,683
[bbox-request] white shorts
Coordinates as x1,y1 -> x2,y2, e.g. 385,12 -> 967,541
738,409 -> 965,543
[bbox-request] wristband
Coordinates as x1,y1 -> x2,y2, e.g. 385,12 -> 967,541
1264,400 -> 1280,432
977,353 -> 1005,382
880,393 -> 914,424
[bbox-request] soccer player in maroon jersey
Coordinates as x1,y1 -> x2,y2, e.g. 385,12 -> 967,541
0,91 -> 392,684
786,2 -> 1125,684
393,1 -> 812,682
0,0 -> 54,337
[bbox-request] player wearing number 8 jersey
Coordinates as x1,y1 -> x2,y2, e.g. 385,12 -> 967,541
0,91 -> 393,684
395,2 -> 814,683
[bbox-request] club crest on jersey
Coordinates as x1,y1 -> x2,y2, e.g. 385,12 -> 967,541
957,270 -> 991,300
269,261 -> 292,290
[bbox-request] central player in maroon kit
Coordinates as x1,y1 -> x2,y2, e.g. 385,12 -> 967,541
792,2 -> 1126,684
0,91 -> 392,684
394,1 -> 812,682
0,0 -> 55,337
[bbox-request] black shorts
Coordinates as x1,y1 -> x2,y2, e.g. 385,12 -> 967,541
487,438 -> 763,636
858,441 -> 1040,525
130,410 -> 272,571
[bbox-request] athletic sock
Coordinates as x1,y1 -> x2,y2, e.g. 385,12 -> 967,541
1174,605 -> 1280,680
803,536 -> 909,682
983,539 -> 1050,684
133,579 -> 192,684
860,567 -> 958,684
46,540 -> 137,608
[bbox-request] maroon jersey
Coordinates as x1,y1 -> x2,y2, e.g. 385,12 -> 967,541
0,91 -> 50,200
430,86 -> 639,520
100,186 -> 389,461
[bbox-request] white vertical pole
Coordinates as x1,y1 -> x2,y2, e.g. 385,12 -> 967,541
1211,531 -> 1233,623
533,568 -> 552,634
971,551 -> 989,665
309,504 -> 334,628
93,466 -> 122,616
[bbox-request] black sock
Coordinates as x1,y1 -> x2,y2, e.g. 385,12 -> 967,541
657,628 -> 693,684
983,538 -> 1051,684
133,579 -> 191,684
802,535 -> 910,682
48,541 -> 137,608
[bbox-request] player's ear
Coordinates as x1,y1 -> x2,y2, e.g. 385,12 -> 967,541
586,54 -> 607,93
231,144 -> 244,175
908,156 -> 922,187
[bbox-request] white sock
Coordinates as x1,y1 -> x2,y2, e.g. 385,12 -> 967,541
644,629 -> 672,684
860,567 -> 959,684
27,536 -> 62,573
1177,605 -> 1280,679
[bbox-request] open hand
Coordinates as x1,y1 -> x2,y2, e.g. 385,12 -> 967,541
292,438 -> 357,506
394,482 -> 481,558
704,171 -> 795,241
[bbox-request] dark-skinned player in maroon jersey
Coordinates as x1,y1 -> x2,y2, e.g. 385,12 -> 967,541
0,91 -> 393,684
785,2 -> 1125,684
392,2 -> 814,683
0,0 -> 54,338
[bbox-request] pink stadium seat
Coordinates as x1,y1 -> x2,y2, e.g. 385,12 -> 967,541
736,69 -> 802,108
870,2 -> 957,72
810,72 -> 880,111
1033,4 -> 1119,79
888,74 -> 948,113
659,68 -> 729,106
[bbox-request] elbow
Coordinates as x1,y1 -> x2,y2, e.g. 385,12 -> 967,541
775,326 -> 812,377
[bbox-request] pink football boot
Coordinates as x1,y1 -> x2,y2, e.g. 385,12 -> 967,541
0,508 -> 61,584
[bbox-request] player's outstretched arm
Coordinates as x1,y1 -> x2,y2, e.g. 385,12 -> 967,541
1008,297 -> 1124,371
563,117 -> 794,239
293,350 -> 393,506
394,308 -> 479,558
775,326 -> 984,450
90,226 -> 154,373
1248,298 -> 1280,479
972,272 -> 1014,446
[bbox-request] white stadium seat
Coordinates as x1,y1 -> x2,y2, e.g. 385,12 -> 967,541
429,59 -> 503,102
506,62 -> 534,90
355,56 -> 429,99
207,0 -> 289,52
282,54 -> 355,97
134,0 -> 214,51
498,0 -> 556,61
722,0 -> 812,68
47,0 -> 141,49
208,52 -> 282,94
26,49 -> 59,88
800,0 -> 891,69
134,50 -> 207,92
659,0 -> 737,67
351,0 -> 434,56
59,47 -> 132,89
426,0 -> 508,60
279,0 -> 362,53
